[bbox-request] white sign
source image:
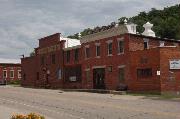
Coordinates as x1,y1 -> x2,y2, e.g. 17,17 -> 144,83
69,76 -> 77,81
157,71 -> 160,75
170,59 -> 180,69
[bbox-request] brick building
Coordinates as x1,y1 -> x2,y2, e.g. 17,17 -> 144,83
21,22 -> 180,95
0,63 -> 21,84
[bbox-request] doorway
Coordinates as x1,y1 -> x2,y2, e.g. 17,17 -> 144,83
93,68 -> 105,89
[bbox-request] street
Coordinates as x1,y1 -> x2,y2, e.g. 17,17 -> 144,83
0,86 -> 180,119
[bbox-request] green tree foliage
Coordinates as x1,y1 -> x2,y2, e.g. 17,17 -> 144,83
68,4 -> 180,40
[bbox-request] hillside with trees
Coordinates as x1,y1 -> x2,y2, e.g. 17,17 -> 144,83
68,4 -> 180,40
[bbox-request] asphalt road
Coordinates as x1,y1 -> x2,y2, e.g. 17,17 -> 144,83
0,86 -> 180,119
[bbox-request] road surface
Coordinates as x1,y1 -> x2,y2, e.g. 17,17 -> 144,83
0,86 -> 180,119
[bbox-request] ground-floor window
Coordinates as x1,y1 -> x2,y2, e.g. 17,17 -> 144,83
3,70 -> 7,78
137,68 -> 152,78
18,70 -> 21,79
10,70 -> 14,78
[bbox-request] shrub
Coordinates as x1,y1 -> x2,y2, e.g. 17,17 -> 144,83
11,113 -> 45,119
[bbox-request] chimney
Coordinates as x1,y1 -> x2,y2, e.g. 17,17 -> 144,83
142,22 -> 155,37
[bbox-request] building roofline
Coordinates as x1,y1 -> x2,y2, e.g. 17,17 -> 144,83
127,33 -> 180,43
63,45 -> 81,51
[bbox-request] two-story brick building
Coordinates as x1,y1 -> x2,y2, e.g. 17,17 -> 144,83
0,63 -> 21,84
21,22 -> 180,95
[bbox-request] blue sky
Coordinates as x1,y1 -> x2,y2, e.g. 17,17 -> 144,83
0,0 -> 179,62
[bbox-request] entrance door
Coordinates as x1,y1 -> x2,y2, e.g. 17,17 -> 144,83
93,68 -> 105,89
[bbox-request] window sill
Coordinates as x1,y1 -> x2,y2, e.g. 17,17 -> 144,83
107,54 -> 113,57
117,53 -> 124,55
95,56 -> 100,58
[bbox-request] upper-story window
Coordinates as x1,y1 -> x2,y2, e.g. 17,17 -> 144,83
74,49 -> 79,61
143,38 -> 149,49
159,41 -> 165,47
51,54 -> 56,64
118,38 -> 124,54
85,45 -> 90,59
10,70 -> 14,78
95,43 -> 100,57
66,51 -> 70,63
106,40 -> 113,56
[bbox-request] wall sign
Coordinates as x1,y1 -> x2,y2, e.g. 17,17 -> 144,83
69,76 -> 77,81
169,59 -> 180,69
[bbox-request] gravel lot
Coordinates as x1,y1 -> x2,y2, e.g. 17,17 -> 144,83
0,85 -> 180,119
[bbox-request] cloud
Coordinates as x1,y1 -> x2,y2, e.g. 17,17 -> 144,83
0,0 -> 179,61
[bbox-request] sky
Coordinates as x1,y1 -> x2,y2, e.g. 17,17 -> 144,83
0,0 -> 179,62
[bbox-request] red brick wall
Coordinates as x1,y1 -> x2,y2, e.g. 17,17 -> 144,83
129,34 -> 177,52
160,47 -> 180,93
128,48 -> 161,92
0,64 -> 21,82
21,57 -> 36,86
81,34 -> 129,90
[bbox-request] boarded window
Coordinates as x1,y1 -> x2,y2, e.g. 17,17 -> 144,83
66,51 -> 70,62
137,68 -> 152,78
41,56 -> 45,65
51,54 -> 56,64
119,68 -> 125,81
74,49 -> 79,61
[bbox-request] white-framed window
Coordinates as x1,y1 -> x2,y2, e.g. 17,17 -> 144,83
143,38 -> 149,49
117,39 -> 124,54
159,41 -> 165,47
10,70 -> 14,78
18,70 -> 21,78
106,40 -> 113,56
85,45 -> 90,59
95,43 -> 100,57
3,70 -> 7,78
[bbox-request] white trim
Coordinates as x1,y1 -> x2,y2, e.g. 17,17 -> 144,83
95,56 -> 101,58
106,40 -> 113,43
159,41 -> 165,47
10,70 -> 14,78
117,37 -> 124,41
118,65 -> 126,68
63,45 -> 81,51
85,68 -> 90,71
95,43 -> 100,46
92,65 -> 106,69
158,46 -> 176,48
143,38 -> 149,42
18,70 -> 21,78
85,45 -> 90,48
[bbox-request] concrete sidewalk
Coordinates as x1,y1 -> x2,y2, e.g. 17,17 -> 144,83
61,89 -> 126,95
